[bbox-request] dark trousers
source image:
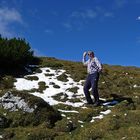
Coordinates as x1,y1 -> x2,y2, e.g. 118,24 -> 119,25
83,72 -> 99,104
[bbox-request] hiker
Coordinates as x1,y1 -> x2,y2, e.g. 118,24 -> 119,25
82,51 -> 102,106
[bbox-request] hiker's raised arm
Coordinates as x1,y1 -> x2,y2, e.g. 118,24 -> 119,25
82,52 -> 88,66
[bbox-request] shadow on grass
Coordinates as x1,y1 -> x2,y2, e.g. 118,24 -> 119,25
100,93 -> 134,107
0,57 -> 41,78
0,65 -> 40,78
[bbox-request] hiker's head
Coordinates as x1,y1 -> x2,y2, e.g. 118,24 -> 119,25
88,51 -> 94,58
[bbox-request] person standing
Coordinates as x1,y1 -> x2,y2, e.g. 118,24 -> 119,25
83,51 -> 102,106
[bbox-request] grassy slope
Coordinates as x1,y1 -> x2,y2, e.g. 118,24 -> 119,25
0,57 -> 140,140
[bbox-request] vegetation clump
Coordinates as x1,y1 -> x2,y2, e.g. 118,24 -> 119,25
25,76 -> 39,81
0,90 -> 62,128
40,57 -> 63,68
45,73 -> 55,77
52,92 -> 68,102
66,86 -> 79,93
53,84 -> 60,89
0,55 -> 140,139
38,81 -> 47,92
57,73 -> 68,82
0,36 -> 34,70
0,76 -> 16,89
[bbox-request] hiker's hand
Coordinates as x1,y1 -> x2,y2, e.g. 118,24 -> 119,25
83,52 -> 87,57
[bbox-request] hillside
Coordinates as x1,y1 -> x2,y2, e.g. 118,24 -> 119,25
0,57 -> 140,140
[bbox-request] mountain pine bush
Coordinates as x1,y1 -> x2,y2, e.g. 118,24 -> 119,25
0,35 -> 34,69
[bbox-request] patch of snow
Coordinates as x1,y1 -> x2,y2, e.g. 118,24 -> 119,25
78,120 -> 84,123
58,109 -> 79,113
14,66 -> 113,123
133,84 -> 140,88
100,110 -> 111,115
60,95 -> 65,99
90,115 -> 103,123
81,106 -> 88,109
78,80 -> 84,84
90,119 -> 95,123
121,136 -> 127,139
135,96 -> 138,98
3,113 -> 7,116
93,114 -> 104,119
67,117 -> 71,120
15,79 -> 39,90
14,67 -> 85,108
99,98 -> 106,101
90,109 -> 111,123
61,114 -> 66,117
133,84 -> 137,88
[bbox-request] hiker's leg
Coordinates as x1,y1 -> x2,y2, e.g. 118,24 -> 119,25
91,73 -> 100,104
83,75 -> 93,103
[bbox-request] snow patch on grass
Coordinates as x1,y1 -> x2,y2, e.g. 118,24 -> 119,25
90,109 -> 111,123
14,67 -> 85,107
58,109 -> 79,113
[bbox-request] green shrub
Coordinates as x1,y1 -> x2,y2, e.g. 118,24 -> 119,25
57,73 -> 68,82
1,56 -> 140,139
55,118 -> 75,132
40,57 -> 63,68
66,87 -> 79,93
53,84 -> 60,89
2,131 -> 15,139
26,131 -> 55,140
34,68 -> 42,73
38,81 -> 47,92
52,92 -> 68,102
49,82 -> 55,85
0,114 -> 11,128
0,36 -> 34,69
1,90 -> 62,128
46,69 -> 50,72
45,73 -> 55,76
0,76 -> 16,89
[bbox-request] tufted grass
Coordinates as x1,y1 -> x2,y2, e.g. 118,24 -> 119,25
0,57 -> 140,139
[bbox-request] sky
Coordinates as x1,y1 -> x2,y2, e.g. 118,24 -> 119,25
0,0 -> 140,67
